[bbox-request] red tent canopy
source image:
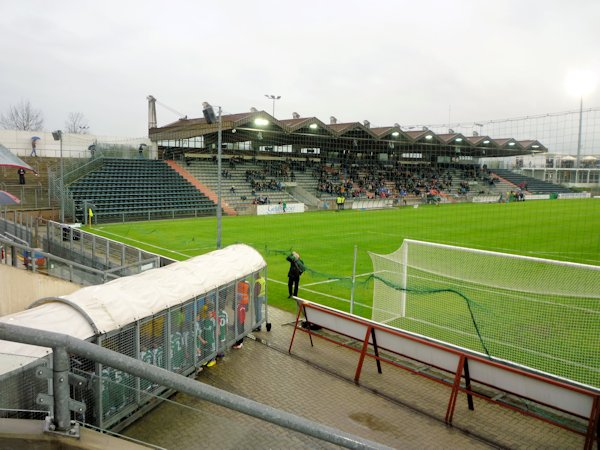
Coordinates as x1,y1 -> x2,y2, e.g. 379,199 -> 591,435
0,143 -> 35,172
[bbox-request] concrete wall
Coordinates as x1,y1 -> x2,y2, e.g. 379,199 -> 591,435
0,129 -> 154,159
0,265 -> 81,316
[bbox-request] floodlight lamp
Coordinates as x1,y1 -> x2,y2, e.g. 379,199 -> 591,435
391,131 -> 400,137
455,138 -> 463,142
508,142 -> 516,146
52,130 -> 62,141
483,140 -> 490,144
532,144 -> 539,149
309,123 -> 318,130
424,135 -> 433,140
565,70 -> 597,97
254,118 -> 269,126
202,103 -> 217,124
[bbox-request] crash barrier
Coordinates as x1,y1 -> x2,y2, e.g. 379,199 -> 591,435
351,199 -> 393,210
289,299 -> 600,450
45,220 -> 172,279
0,236 -> 125,285
0,323 -> 388,450
0,209 -> 36,246
0,245 -> 270,433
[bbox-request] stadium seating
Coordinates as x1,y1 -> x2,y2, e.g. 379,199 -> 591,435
491,169 -> 572,194
180,159 -> 298,211
68,159 -> 216,223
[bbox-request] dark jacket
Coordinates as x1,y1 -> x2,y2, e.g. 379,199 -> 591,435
287,255 -> 304,278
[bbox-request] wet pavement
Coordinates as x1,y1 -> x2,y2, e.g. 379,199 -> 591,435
123,306 -> 590,449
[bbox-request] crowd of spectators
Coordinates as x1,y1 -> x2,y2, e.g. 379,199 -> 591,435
316,162 -> 460,200
197,152 -> 506,204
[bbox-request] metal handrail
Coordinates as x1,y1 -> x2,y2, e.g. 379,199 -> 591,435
0,323 -> 390,450
0,236 -> 120,283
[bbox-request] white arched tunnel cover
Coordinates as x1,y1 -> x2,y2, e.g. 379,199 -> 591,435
0,244 -> 266,374
65,243 -> 266,334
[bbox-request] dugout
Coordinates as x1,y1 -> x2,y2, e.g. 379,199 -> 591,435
0,243 -> 267,431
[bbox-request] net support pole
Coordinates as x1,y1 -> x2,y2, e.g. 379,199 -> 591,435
216,106 -> 223,249
400,241 -> 408,317
350,245 -> 357,315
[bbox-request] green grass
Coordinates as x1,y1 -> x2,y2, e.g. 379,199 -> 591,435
86,199 -> 600,387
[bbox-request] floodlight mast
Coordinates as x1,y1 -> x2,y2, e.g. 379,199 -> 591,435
52,130 -> 64,223
202,102 -> 222,249
264,94 -> 281,117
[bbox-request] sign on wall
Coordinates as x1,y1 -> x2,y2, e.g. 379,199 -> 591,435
257,203 -> 305,215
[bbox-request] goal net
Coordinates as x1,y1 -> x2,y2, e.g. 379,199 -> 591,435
369,239 -> 600,388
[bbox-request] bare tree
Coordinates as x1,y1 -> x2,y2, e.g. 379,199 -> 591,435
0,99 -> 44,130
65,112 -> 90,134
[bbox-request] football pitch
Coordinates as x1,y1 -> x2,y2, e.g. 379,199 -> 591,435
87,199 -> 600,388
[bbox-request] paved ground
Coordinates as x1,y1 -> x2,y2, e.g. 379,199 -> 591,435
123,306 -> 591,449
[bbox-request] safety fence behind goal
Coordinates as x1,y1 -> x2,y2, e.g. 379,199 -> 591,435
369,239 -> 600,389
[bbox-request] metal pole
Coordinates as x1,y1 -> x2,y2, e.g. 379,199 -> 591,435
576,96 -> 583,171
52,346 -> 71,432
60,133 -> 65,223
350,245 -> 358,315
0,323 -> 390,450
216,106 -> 223,249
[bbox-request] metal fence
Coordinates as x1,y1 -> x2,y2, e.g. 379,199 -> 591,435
44,220 -> 171,277
0,215 -> 171,285
0,318 -> 387,450
0,271 -> 270,433
0,183 -> 53,209
0,236 -> 125,285
87,207 -> 219,224
0,209 -> 37,246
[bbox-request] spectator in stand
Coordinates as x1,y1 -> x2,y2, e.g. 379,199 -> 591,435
17,168 -> 26,185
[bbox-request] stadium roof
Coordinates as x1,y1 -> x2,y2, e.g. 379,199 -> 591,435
149,110 -> 548,159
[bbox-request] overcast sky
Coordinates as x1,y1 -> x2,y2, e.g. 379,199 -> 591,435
1,0 -> 599,137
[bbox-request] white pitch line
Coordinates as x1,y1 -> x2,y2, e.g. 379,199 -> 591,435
303,271 -> 376,286
92,229 -> 193,258
269,278 -> 351,303
304,279 -> 339,286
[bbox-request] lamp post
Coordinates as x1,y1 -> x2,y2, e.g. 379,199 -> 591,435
264,94 -> 281,117
52,130 -> 64,223
202,102 -> 223,249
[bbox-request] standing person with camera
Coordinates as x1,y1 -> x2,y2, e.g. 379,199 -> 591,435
287,251 -> 305,299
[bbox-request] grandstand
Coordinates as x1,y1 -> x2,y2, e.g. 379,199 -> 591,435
491,168 -> 573,194
179,157 -> 298,211
68,158 -> 216,223
145,107 -> 569,214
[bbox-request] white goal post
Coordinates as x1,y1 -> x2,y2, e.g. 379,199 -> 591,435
368,239 -> 600,389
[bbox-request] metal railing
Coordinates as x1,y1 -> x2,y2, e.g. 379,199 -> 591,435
45,220 -> 170,275
0,182 -> 53,209
0,236 -> 122,285
0,322 -> 389,450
